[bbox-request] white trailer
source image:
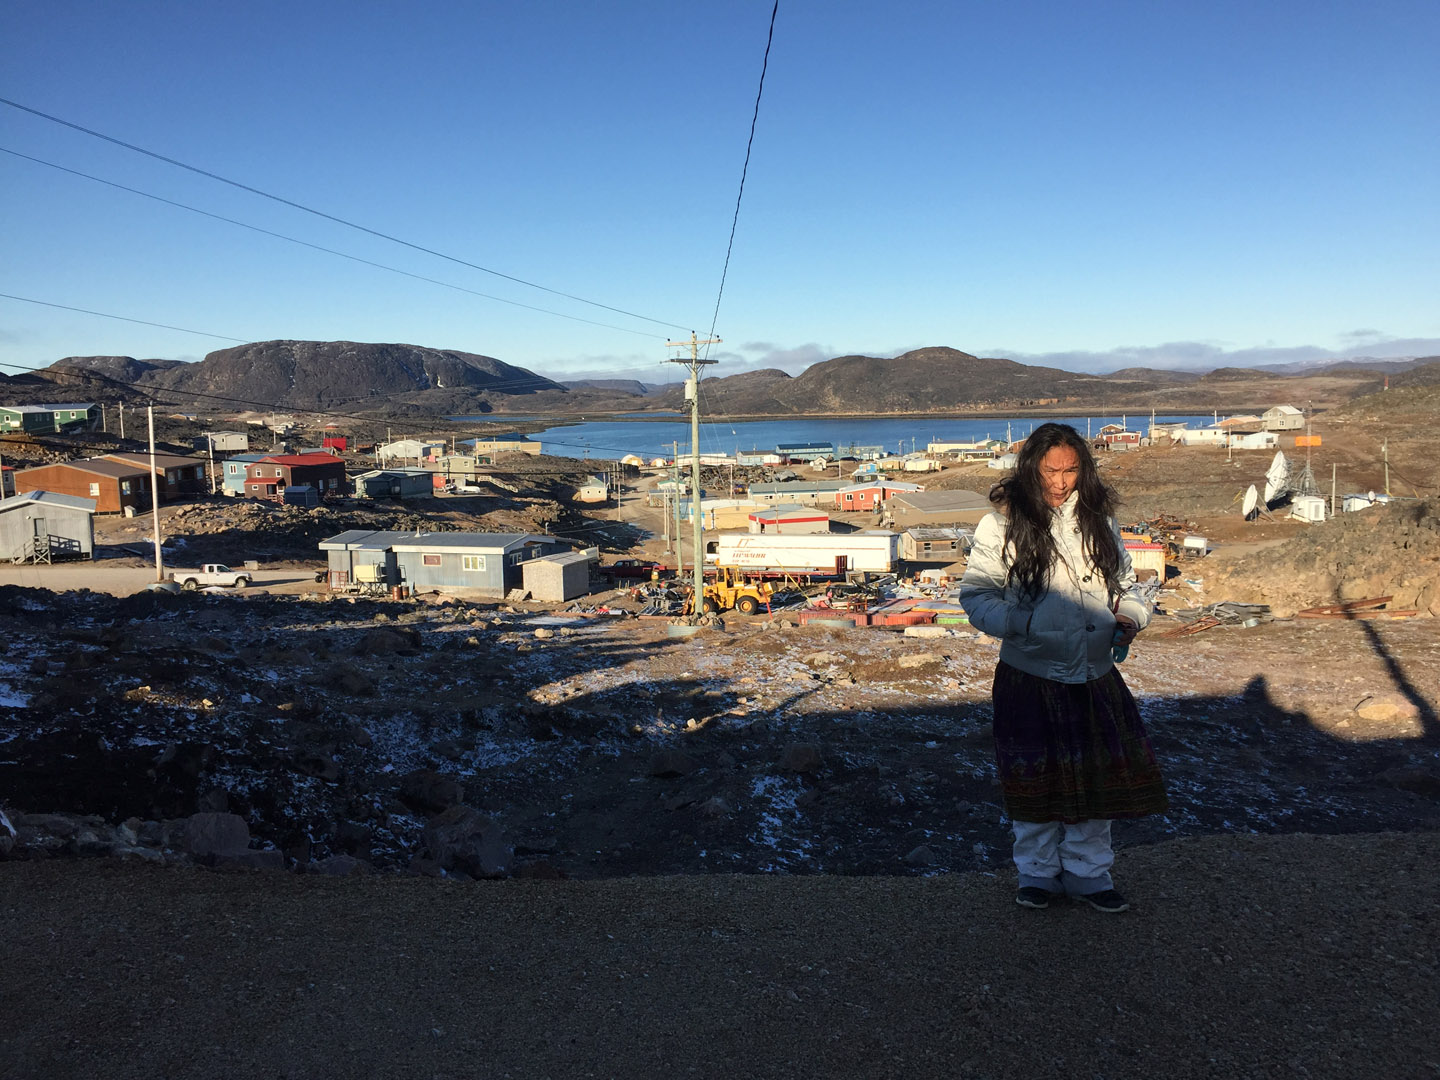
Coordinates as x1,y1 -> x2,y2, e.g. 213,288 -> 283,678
707,531 -> 899,577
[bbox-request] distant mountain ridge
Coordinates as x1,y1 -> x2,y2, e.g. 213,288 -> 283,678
28,341 -> 562,413
14,339 -> 1406,419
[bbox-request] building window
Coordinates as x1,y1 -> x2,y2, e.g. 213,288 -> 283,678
121,481 -> 132,494
89,483 -> 100,496
462,555 -> 486,572
423,554 -> 441,567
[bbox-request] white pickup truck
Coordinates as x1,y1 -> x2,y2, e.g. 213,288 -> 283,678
170,563 -> 252,590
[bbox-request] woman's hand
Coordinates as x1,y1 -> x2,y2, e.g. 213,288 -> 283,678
1113,613 -> 1139,648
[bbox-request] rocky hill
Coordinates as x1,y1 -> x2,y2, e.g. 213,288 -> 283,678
26,341 -> 566,414
650,347 -> 1106,415
8,340 -> 1400,420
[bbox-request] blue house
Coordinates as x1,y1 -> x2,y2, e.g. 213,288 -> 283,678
221,454 -> 268,496
319,530 -> 569,597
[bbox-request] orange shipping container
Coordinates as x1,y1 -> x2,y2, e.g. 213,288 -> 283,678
1295,435 -> 1322,447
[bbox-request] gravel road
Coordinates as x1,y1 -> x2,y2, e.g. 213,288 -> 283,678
4,831 -> 1438,1080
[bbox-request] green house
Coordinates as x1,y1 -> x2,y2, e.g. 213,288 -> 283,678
0,406 -> 55,434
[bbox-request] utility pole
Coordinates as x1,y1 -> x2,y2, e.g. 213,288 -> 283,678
1383,438 -> 1390,496
147,405 -> 163,581
118,402 -> 125,441
667,332 -> 720,619
671,440 -> 683,571
206,433 -> 216,494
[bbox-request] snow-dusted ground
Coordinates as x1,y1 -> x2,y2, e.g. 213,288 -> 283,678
1,583 -> 1437,877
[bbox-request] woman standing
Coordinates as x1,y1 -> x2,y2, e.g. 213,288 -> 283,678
959,423 -> 1167,912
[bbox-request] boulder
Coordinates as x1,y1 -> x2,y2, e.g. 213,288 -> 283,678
904,844 -> 937,866
183,812 -> 251,858
1356,694 -> 1422,724
422,805 -> 513,879
897,652 -> 945,669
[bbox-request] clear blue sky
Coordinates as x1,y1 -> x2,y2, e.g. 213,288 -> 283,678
3,1 -> 1437,383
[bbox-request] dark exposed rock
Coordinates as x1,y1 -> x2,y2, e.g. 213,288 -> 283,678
399,769 -> 466,814
648,749 -> 698,778
778,745 -> 824,774
182,812 -> 251,857
422,805 -> 513,879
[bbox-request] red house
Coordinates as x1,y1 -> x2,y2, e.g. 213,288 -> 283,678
244,453 -> 349,501
1095,427 -> 1141,450
321,434 -> 348,452
834,481 -> 923,512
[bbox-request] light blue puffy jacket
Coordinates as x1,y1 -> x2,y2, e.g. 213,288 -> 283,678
959,493 -> 1151,684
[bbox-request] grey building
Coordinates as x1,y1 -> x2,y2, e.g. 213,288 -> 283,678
0,490 -> 97,563
319,530 -> 568,597
747,479 -> 851,507
197,431 -> 250,453
884,489 -> 992,528
522,550 -> 595,602
354,468 -> 436,500
901,526 -> 971,562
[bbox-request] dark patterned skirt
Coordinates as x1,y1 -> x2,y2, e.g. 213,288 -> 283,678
992,660 -> 1168,823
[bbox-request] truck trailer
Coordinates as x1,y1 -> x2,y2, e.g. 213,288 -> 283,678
706,531 -> 899,578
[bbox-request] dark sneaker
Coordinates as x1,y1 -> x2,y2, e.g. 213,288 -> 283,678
1079,889 -> 1130,913
1015,886 -> 1052,909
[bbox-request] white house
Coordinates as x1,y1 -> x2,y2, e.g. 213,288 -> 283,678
378,438 -> 445,464
574,476 -> 608,503
1263,405 -> 1305,431
1177,426 -> 1229,446
1230,431 -> 1279,450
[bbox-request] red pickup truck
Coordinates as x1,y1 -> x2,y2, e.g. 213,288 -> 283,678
604,558 -> 670,581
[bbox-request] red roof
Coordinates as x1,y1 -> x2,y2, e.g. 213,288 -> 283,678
258,453 -> 343,467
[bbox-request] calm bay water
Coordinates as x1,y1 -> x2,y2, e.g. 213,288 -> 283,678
454,413 -> 1217,461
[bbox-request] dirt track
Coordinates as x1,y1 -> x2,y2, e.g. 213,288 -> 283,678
4,831 -> 1438,1080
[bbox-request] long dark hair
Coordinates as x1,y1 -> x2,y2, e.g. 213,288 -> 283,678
988,422 -> 1122,600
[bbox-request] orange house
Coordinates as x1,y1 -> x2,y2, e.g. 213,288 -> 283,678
14,459 -> 152,514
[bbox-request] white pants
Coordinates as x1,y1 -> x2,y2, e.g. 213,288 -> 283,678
1011,819 -> 1114,896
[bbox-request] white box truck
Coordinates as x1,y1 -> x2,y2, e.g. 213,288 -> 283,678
707,531 -> 899,577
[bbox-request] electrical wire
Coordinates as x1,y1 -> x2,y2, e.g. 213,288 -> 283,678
0,96 -> 693,334
0,293 -> 246,343
0,147 -> 662,340
0,357 -> 667,459
704,0 -> 779,357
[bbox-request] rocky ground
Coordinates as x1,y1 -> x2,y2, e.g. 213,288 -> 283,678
4,390 -> 1439,1076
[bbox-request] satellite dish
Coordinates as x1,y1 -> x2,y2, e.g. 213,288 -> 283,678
1265,450 -> 1290,493
1242,484 -> 1258,519
1263,476 -> 1283,503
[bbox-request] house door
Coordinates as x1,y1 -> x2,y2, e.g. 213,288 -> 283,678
835,555 -> 849,577
33,516 -> 46,538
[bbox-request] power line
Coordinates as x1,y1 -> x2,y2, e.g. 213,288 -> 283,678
0,289 -> 654,399
0,147 -> 665,339
705,0 -> 779,355
0,356 -> 660,458
0,293 -> 246,343
0,95 -> 694,334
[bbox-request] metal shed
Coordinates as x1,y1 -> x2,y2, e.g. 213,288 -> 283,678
522,550 -> 594,602
354,468 -> 435,500
319,530 -> 566,597
0,490 -> 97,563
388,533 -> 566,596
318,530 -> 402,592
